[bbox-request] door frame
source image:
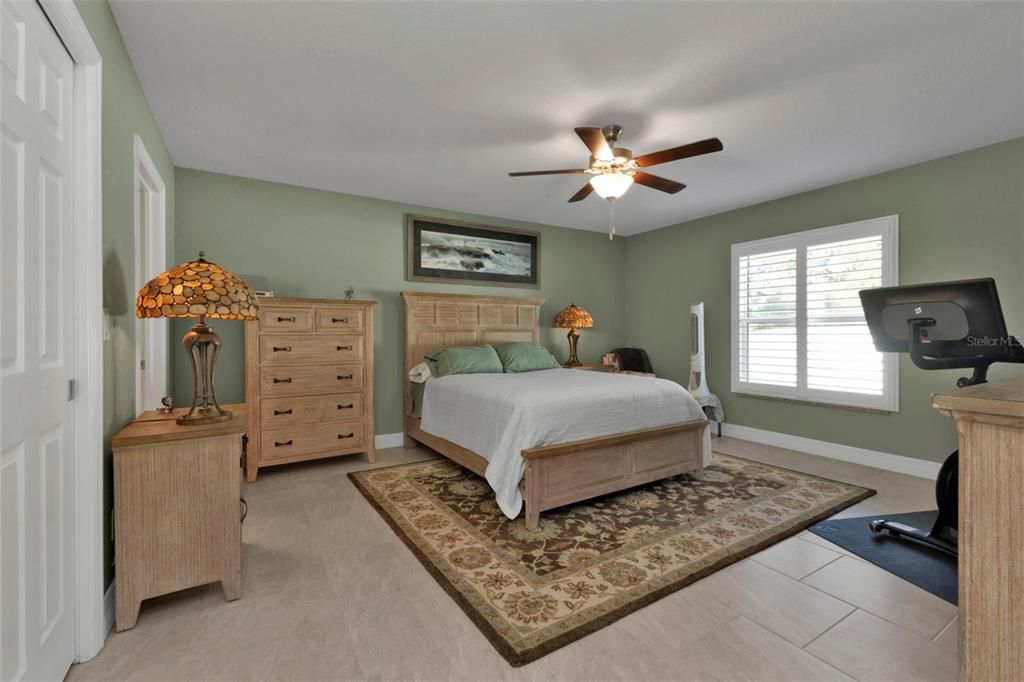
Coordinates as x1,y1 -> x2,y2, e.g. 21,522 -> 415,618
36,0 -> 105,662
132,134 -> 167,415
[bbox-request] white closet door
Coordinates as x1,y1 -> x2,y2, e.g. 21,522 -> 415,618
1,0 -> 78,679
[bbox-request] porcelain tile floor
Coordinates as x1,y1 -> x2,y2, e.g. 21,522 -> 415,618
68,437 -> 958,681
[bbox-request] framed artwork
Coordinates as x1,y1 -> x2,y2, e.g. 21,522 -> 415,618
406,215 -> 540,288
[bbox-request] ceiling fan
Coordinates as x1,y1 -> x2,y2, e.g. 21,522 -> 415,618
508,125 -> 723,203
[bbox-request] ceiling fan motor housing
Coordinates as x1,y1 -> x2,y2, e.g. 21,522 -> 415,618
591,148 -> 634,171
597,125 -> 632,167
601,124 -> 624,144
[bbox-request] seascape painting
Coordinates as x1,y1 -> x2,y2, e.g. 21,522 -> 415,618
407,216 -> 540,287
420,230 -> 532,276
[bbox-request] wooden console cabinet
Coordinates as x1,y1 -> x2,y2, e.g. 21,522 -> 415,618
111,406 -> 246,631
933,376 -> 1024,681
245,297 -> 377,481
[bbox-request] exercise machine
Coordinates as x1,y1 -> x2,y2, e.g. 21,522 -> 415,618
859,278 -> 1023,557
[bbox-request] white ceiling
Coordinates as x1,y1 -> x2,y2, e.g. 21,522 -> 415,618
109,1 -> 1024,236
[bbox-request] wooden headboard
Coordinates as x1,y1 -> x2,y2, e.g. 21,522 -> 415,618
401,292 -> 544,377
402,291 -> 544,416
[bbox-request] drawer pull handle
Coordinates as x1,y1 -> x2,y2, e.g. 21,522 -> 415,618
273,378 -> 292,384
273,408 -> 293,415
337,374 -> 353,380
332,317 -> 349,324
336,345 -> 353,351
277,316 -> 296,323
272,346 -> 292,352
274,439 -> 293,447
337,403 -> 354,410
338,433 -> 355,440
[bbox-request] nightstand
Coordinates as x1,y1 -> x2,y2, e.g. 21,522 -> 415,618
111,404 -> 246,631
568,363 -> 616,372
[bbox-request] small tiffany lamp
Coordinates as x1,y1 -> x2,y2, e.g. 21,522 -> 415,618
553,303 -> 594,368
136,252 -> 259,425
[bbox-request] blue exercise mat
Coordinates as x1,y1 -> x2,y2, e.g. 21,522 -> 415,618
808,510 -> 957,605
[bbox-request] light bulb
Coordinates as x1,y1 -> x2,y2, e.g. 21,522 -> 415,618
589,172 -> 633,199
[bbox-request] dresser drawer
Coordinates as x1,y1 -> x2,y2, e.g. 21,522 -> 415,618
260,393 -> 363,428
259,334 -> 363,365
260,364 -> 363,397
260,421 -> 365,462
315,307 -> 364,333
259,306 -> 313,332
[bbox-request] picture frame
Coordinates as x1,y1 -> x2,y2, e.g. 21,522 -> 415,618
405,214 -> 541,288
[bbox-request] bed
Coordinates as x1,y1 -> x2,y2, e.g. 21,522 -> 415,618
402,291 -> 710,529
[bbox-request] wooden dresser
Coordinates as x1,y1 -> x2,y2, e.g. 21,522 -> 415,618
112,405 -> 246,631
932,376 -> 1024,681
245,297 -> 377,481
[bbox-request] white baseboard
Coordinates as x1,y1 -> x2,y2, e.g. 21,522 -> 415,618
374,432 -> 405,449
103,581 -> 115,637
721,423 -> 942,480
376,426 -> 942,479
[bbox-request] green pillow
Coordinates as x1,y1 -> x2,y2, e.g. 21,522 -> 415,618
494,342 -> 562,373
426,345 -> 503,377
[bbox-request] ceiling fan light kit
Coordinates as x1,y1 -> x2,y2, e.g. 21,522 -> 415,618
590,172 -> 634,199
509,124 -> 723,238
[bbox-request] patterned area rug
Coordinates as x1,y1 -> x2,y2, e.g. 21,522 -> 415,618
349,453 -> 874,666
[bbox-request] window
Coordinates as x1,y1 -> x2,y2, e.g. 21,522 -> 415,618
731,216 -> 899,411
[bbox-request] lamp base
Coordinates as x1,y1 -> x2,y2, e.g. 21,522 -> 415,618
563,327 -> 582,367
176,407 -> 232,426
179,318 -> 230,426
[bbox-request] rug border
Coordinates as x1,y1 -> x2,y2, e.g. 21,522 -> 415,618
348,455 -> 876,667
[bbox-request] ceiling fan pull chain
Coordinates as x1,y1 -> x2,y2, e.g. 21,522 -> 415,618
608,197 -> 616,240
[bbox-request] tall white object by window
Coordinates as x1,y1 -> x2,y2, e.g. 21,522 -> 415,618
688,302 -> 724,432
731,215 -> 899,411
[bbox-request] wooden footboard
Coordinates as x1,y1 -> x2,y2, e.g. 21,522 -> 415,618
519,419 -> 706,529
405,416 -> 707,530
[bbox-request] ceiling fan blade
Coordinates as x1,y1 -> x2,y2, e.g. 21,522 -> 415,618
575,127 -> 614,162
634,137 -> 723,168
568,182 -> 594,203
508,169 -> 587,177
632,172 -> 686,194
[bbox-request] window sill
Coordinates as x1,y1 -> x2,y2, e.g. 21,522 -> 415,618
733,392 -> 897,415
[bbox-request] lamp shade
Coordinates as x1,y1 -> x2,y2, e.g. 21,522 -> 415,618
136,255 -> 259,321
553,303 -> 594,329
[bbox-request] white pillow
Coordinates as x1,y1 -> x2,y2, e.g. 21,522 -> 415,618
408,361 -> 433,384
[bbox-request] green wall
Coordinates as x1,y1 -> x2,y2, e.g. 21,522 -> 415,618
173,141 -> 1023,461
624,138 -> 1024,463
77,0 -> 176,586
171,168 -> 627,434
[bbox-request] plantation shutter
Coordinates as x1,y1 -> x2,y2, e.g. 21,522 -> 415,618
736,248 -> 798,389
732,216 -> 898,411
806,235 -> 884,396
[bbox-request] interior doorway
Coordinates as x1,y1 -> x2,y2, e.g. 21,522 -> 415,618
133,134 -> 167,414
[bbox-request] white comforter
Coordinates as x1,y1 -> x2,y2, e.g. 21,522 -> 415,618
420,369 -> 711,519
